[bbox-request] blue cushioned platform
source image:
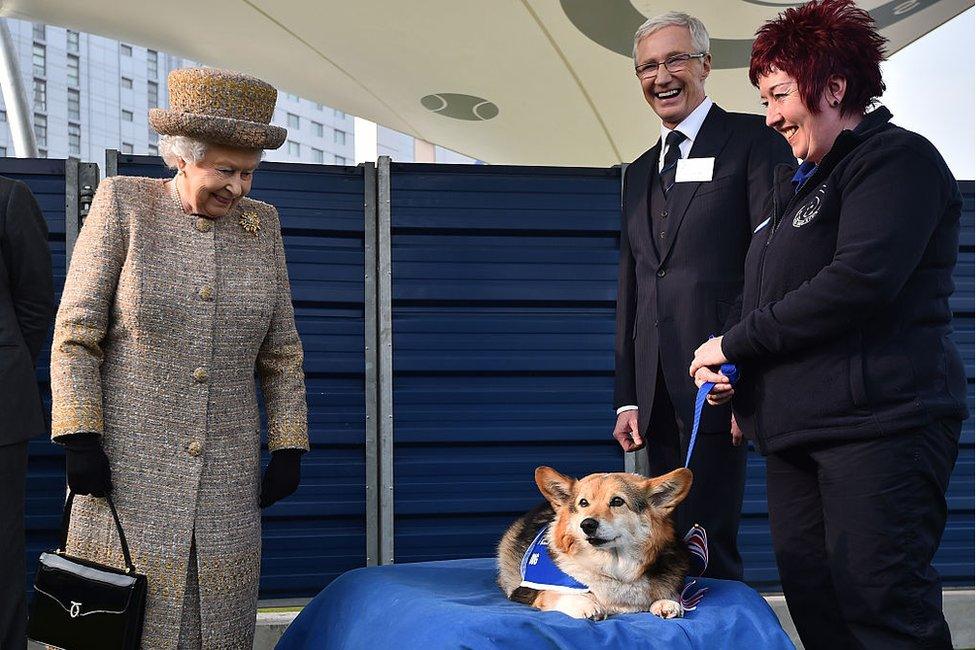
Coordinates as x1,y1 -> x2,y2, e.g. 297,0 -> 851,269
277,558 -> 795,649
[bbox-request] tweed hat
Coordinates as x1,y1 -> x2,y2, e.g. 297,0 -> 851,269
149,67 -> 286,149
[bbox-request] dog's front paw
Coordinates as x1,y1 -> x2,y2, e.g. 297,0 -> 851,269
539,592 -> 605,620
650,599 -> 683,619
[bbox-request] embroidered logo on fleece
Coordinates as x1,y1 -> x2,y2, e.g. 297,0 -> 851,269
793,184 -> 827,228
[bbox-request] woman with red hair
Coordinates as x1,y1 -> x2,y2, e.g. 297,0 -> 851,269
689,1 -> 967,647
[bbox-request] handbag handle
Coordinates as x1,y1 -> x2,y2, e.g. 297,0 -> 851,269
58,491 -> 138,575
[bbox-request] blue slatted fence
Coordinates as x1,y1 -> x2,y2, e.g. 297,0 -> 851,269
388,163 -> 624,562
11,153 -> 972,599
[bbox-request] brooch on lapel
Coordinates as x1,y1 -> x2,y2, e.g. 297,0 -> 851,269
239,211 -> 261,236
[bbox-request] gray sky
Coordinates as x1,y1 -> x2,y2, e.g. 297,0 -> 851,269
880,8 -> 974,179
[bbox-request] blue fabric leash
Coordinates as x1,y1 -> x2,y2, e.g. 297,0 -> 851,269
685,363 -> 739,468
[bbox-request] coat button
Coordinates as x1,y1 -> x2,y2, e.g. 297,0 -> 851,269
192,367 -> 209,383
187,441 -> 203,457
660,210 -> 668,218
657,269 -> 667,278
198,285 -> 214,301
195,218 -> 212,233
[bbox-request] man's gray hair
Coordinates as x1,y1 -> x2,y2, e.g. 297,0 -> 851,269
633,12 -> 710,63
159,135 -> 208,169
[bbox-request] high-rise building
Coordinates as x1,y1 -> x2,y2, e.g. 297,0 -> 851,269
0,18 -> 478,165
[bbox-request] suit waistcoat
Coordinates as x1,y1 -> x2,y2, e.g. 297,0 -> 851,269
648,173 -> 670,257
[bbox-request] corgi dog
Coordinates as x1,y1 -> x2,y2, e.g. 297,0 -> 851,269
497,466 -> 692,620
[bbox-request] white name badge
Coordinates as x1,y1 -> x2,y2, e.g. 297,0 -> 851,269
675,157 -> 715,183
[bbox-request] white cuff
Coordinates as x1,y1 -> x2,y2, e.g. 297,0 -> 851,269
615,405 -> 638,415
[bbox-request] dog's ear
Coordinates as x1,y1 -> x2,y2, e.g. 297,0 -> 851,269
535,466 -> 576,507
644,468 -> 693,514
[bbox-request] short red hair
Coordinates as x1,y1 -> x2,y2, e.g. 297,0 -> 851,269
749,0 -> 887,115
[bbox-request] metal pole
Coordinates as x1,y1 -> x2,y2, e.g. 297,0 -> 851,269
105,149 -> 119,177
362,161 -> 380,567
376,156 -> 395,564
0,19 -> 38,157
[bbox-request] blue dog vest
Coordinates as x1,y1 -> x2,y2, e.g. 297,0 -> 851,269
519,527 -> 589,593
518,524 -> 711,596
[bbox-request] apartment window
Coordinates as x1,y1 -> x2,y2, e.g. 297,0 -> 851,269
287,113 -> 300,129
121,76 -> 133,89
67,30 -> 79,53
33,23 -> 45,41
148,143 -> 158,155
0,110 -> 6,122
33,78 -> 46,112
32,43 -> 45,77
287,141 -> 300,156
0,147 -> 6,157
68,123 -> 81,155
334,109 -> 345,119
312,121 -> 323,137
33,114 -> 47,148
334,129 -> 347,145
120,43 -> 132,56
147,81 -> 158,107
67,54 -> 79,86
68,88 -> 80,120
121,109 -> 133,122
311,148 -> 324,163
38,149 -> 47,158
334,155 -> 347,165
147,50 -> 158,78
148,126 -> 158,144
315,103 -> 323,110
121,142 -> 133,154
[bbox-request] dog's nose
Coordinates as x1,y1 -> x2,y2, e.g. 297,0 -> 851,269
580,518 -> 599,535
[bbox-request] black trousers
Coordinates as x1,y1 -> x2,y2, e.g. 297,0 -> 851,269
645,365 -> 747,581
0,441 -> 28,650
766,420 -> 960,650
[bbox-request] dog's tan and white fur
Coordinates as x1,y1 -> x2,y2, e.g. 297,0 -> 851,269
497,467 -> 692,620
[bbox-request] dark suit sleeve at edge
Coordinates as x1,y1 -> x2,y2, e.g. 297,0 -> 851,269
613,167 -> 638,409
3,181 -> 55,362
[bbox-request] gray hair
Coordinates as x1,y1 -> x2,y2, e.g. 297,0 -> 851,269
158,134 -> 265,169
159,135 -> 208,169
633,12 -> 710,63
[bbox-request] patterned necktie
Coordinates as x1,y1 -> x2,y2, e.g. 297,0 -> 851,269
659,130 -> 687,196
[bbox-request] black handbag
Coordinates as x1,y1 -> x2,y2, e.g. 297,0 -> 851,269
27,492 -> 147,650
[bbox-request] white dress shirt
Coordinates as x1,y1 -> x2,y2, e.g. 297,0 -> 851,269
657,96 -> 714,171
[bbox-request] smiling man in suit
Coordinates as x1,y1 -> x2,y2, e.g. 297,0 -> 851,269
612,12 -> 794,580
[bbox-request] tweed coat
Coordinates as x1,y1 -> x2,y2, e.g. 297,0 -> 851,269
50,175 -> 309,649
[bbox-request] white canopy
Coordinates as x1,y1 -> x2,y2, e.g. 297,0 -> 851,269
5,0 -> 971,165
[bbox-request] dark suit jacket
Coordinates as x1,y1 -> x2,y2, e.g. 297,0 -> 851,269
0,176 -> 54,445
614,103 -> 794,439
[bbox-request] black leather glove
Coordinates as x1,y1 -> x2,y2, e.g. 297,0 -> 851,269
260,449 -> 304,508
61,432 -> 113,497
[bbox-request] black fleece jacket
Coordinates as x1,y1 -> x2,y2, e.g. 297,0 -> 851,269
722,106 -> 968,453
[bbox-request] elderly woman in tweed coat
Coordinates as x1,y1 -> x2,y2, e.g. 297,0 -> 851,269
49,68 -> 309,649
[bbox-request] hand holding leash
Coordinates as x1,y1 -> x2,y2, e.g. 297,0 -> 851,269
694,366 -> 734,406
688,335 -> 728,378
